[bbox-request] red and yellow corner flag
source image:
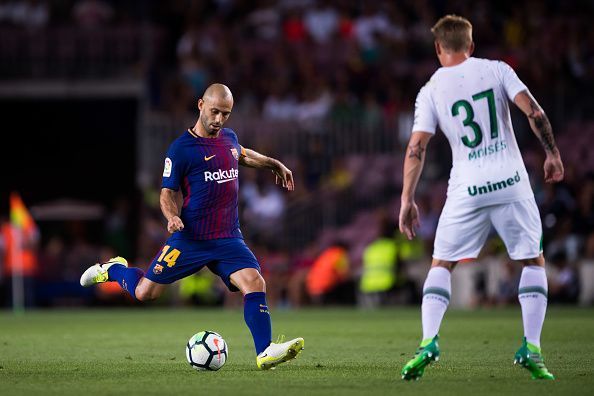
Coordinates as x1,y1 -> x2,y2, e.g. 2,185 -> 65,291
9,192 -> 37,235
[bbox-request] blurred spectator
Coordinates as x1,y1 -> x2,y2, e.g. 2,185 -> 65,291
548,251 -> 579,304
353,3 -> 392,51
178,272 -> 224,306
262,80 -> 299,120
361,92 -> 382,131
37,236 -> 64,281
287,244 -> 316,308
0,0 -> 11,24
295,81 -> 333,126
242,174 -> 286,239
10,0 -> 48,29
72,0 -> 113,28
329,84 -> 358,123
497,261 -> 520,305
258,243 -> 290,307
579,233 -> 594,305
306,241 -> 351,304
303,0 -> 338,44
105,198 -> 133,259
358,219 -> 397,308
283,7 -> 306,44
246,0 -> 281,40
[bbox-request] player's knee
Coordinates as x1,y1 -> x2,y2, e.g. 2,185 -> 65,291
231,269 -> 266,294
249,273 -> 266,292
135,287 -> 159,301
134,288 -> 150,301
243,273 -> 266,293
431,259 -> 456,271
520,255 -> 545,267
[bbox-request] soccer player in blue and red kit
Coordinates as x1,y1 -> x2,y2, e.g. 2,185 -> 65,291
81,83 -> 304,370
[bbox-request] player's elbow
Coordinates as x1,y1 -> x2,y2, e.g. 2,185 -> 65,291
160,188 -> 176,202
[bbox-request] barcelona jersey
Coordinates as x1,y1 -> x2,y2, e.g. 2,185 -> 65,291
161,128 -> 245,240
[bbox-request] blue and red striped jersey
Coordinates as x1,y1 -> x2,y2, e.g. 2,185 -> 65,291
161,128 -> 245,240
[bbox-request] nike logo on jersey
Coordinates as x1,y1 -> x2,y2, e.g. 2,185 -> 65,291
204,155 -> 216,161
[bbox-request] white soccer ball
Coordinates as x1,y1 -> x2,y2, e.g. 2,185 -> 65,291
186,331 -> 228,371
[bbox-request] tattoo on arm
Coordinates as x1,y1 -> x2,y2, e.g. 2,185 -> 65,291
408,141 -> 425,161
528,98 -> 557,153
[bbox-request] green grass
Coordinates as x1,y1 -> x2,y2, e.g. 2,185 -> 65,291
0,307 -> 593,395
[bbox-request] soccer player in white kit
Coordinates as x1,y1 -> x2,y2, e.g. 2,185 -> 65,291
399,15 -> 564,381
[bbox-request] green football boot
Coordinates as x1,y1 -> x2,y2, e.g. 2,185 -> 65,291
514,337 -> 555,380
401,335 -> 440,381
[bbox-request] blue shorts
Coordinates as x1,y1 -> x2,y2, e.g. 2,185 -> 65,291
144,237 -> 260,292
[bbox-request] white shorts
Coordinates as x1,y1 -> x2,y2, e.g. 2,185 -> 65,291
433,197 -> 543,262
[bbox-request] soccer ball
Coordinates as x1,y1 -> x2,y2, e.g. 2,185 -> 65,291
186,331 -> 228,371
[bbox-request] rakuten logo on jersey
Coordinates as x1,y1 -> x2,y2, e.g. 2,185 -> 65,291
204,168 -> 239,184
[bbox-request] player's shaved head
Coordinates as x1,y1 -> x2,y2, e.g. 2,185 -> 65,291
196,83 -> 234,137
202,83 -> 233,103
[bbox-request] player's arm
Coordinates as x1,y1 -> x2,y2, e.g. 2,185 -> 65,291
239,147 -> 294,191
513,91 -> 564,183
160,188 -> 184,233
399,132 -> 433,240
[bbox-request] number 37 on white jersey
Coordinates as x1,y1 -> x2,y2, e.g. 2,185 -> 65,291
412,57 -> 534,208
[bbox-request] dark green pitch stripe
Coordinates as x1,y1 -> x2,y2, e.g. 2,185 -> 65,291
423,287 -> 450,301
518,286 -> 548,298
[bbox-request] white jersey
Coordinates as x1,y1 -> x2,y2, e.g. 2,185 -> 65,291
413,57 -> 534,208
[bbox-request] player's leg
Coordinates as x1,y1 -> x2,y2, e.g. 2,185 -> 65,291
402,203 -> 491,380
421,259 -> 455,346
490,198 -> 554,379
134,277 -> 167,301
80,256 -> 146,300
80,238 -> 194,302
401,258 -> 453,380
229,268 -> 304,370
104,263 -> 167,301
210,238 -> 303,370
80,257 -> 167,301
229,268 -> 272,354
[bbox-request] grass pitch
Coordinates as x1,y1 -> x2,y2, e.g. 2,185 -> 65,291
1,307 -> 593,395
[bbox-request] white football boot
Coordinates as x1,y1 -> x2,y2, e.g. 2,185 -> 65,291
256,337 -> 305,370
80,256 -> 128,287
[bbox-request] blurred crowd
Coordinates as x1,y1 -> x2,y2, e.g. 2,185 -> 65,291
2,1 -> 594,119
1,0 -> 594,308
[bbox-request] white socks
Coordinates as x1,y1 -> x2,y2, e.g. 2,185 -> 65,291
518,266 -> 548,348
420,265 -> 547,347
421,267 -> 451,341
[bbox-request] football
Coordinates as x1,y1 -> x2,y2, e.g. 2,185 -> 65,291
186,331 -> 228,371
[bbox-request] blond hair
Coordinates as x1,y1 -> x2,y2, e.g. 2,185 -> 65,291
431,15 -> 473,52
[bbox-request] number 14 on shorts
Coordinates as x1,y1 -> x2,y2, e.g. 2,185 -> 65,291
157,245 -> 181,267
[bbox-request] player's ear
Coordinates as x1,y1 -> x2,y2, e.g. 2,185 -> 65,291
197,98 -> 204,112
434,41 -> 441,56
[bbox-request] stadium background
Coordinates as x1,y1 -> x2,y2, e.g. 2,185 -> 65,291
1,0 -> 593,310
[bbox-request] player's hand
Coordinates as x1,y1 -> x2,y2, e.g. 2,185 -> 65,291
399,200 -> 420,240
273,164 -> 294,191
543,154 -> 564,183
167,216 -> 184,233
